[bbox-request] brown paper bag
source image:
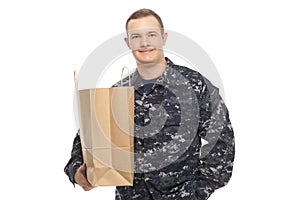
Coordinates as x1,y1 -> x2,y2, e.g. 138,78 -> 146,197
75,68 -> 134,186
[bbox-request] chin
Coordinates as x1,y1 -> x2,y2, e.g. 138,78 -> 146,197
136,58 -> 158,65
134,52 -> 161,65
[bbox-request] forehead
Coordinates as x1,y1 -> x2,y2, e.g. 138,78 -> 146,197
127,16 -> 161,31
127,28 -> 161,36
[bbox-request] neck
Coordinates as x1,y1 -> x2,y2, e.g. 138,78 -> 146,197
136,59 -> 167,80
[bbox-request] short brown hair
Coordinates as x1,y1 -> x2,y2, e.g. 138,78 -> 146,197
125,8 -> 164,31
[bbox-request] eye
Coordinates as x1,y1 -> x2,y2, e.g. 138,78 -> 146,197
148,33 -> 157,37
131,35 -> 141,39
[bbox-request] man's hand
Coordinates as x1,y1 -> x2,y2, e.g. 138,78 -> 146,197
74,163 -> 95,191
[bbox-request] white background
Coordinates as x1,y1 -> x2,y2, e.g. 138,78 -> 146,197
1,0 -> 299,199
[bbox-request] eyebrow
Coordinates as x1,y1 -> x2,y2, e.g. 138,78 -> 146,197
130,33 -> 140,36
129,30 -> 159,36
148,31 -> 158,34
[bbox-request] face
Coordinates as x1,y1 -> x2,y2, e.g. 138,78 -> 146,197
125,16 -> 168,65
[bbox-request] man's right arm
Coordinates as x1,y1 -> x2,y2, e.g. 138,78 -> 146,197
64,129 -> 84,186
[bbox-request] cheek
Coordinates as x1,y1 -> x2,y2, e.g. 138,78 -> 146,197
131,50 -> 140,59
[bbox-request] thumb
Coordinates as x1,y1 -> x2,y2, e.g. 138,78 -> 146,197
78,163 -> 87,174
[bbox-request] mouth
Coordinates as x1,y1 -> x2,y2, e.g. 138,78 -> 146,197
137,48 -> 155,53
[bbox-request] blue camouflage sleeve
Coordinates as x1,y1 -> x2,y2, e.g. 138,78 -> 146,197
64,129 -> 83,186
195,77 -> 235,199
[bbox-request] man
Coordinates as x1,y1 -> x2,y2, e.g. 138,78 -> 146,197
64,8 -> 235,200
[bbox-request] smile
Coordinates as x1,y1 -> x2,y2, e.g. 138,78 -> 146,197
138,49 -> 155,53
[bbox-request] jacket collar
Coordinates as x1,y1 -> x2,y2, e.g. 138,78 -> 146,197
131,57 -> 175,94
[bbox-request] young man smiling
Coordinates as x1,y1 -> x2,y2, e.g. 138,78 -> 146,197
65,8 -> 235,200
124,13 -> 168,80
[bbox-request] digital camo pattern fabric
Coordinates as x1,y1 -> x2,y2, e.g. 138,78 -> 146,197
64,58 -> 235,199
64,130 -> 83,186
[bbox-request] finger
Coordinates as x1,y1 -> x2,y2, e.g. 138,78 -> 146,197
82,185 -> 95,191
76,163 -> 94,190
75,164 -> 88,185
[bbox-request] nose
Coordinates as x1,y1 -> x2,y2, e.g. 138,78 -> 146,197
140,35 -> 150,47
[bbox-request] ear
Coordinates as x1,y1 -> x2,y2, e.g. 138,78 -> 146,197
124,37 -> 131,49
162,32 -> 168,46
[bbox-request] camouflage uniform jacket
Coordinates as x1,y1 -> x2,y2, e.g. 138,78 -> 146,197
64,58 -> 235,200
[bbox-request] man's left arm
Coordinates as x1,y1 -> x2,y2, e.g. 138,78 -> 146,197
195,78 -> 235,199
